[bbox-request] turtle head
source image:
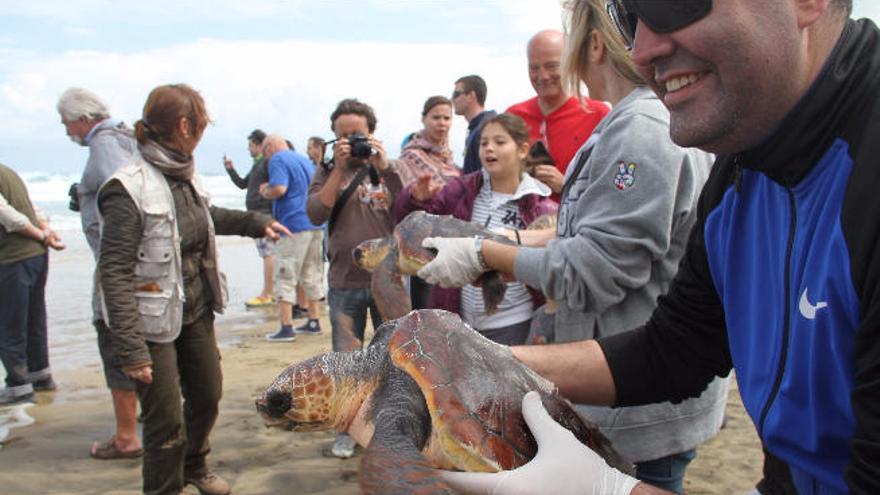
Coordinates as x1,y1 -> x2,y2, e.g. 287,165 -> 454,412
257,352 -> 377,433
256,354 -> 342,432
352,236 -> 393,272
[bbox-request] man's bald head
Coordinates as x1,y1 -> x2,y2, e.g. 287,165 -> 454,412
262,134 -> 287,160
526,29 -> 568,110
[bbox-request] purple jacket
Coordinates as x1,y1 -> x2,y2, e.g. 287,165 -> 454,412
394,171 -> 557,315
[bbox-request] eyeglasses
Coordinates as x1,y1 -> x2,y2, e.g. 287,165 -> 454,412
606,0 -> 713,50
451,89 -> 467,99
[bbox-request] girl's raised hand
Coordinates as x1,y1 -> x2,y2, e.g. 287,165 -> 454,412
413,172 -> 441,201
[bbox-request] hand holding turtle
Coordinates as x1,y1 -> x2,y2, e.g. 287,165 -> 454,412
417,237 -> 488,288
440,391 -> 640,495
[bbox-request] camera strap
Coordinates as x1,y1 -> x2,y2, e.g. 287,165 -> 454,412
328,165 -> 369,236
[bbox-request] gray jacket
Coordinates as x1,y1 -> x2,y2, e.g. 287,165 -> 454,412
515,87 -> 728,461
79,119 -> 136,258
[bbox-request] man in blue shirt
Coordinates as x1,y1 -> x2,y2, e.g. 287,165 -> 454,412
259,135 -> 325,341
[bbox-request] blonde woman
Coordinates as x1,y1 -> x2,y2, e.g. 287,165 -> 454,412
421,0 -> 726,492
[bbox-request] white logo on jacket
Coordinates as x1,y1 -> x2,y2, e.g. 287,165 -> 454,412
798,288 -> 828,320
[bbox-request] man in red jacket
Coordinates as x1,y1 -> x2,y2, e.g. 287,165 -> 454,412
506,29 -> 609,200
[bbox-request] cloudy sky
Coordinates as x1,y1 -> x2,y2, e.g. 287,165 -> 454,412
2,1 -> 879,175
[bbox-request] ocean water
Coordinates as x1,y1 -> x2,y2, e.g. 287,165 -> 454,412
7,172 -> 274,376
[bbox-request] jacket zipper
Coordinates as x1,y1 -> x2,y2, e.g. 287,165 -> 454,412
758,187 -> 797,436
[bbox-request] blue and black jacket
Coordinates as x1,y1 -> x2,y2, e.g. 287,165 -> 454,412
600,19 -> 880,494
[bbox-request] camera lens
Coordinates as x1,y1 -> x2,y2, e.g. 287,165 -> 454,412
348,133 -> 373,159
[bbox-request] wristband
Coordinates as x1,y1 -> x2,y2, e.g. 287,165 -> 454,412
474,237 -> 489,271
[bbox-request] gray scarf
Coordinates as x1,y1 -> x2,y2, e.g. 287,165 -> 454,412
138,139 -> 195,180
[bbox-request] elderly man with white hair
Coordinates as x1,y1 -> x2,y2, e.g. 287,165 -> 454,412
57,87 -> 143,460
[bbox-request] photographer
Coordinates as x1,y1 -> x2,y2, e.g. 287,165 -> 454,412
306,98 -> 402,459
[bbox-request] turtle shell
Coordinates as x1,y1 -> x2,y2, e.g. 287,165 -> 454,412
385,309 -> 627,473
393,211 -> 513,274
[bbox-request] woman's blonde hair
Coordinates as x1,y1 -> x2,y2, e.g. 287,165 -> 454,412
562,0 -> 644,99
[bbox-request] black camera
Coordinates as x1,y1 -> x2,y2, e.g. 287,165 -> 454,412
68,182 -> 80,212
348,133 -> 373,159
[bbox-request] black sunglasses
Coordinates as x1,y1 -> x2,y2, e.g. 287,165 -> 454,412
451,89 -> 469,99
606,0 -> 713,50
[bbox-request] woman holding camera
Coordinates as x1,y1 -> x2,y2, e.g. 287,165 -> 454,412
98,83 -> 289,495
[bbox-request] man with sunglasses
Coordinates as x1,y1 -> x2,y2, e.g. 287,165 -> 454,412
451,75 -> 497,174
435,0 -> 879,493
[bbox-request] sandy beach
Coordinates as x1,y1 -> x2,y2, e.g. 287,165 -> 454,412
0,234 -> 766,494
0,310 -> 766,494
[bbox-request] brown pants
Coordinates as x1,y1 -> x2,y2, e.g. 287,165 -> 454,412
137,312 -> 222,495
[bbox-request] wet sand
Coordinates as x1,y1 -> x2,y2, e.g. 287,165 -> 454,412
0,300 -> 765,494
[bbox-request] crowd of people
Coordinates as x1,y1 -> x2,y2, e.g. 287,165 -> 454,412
0,0 -> 877,494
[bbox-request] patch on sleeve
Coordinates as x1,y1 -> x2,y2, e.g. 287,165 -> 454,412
613,161 -> 636,191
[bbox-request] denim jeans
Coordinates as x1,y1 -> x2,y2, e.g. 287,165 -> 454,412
328,287 -> 382,352
635,448 -> 697,494
0,253 -> 49,389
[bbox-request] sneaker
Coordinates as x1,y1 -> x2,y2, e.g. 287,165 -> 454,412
294,319 -> 321,335
0,389 -> 35,406
33,377 -> 57,392
324,433 -> 356,459
266,326 -> 295,342
245,295 -> 274,308
185,470 -> 230,495
291,306 -> 308,319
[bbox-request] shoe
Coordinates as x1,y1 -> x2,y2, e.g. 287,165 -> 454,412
33,377 -> 57,392
322,433 -> 356,459
245,295 -> 274,308
266,326 -> 295,342
291,306 -> 308,319
185,470 -> 230,495
90,436 -> 143,460
294,319 -> 321,335
0,389 -> 35,406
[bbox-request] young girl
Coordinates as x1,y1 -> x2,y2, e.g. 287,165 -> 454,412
394,113 -> 557,345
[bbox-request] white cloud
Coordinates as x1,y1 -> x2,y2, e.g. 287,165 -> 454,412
0,36 -> 537,172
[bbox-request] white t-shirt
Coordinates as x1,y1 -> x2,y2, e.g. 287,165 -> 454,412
461,188 -> 533,330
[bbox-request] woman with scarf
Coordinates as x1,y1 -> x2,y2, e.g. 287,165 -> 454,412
396,95 -> 461,309
97,84 -> 289,495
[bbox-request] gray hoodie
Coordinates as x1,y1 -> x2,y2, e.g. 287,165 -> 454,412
515,87 -> 728,462
79,119 -> 136,258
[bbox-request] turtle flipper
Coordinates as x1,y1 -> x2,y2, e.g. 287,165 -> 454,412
477,271 -> 507,315
360,362 -> 453,494
371,247 -> 412,321
360,442 -> 454,495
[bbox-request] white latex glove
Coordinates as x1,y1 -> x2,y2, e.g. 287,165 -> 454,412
417,237 -> 486,288
439,391 -> 639,495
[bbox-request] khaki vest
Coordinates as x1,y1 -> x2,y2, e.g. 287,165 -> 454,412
99,154 -> 227,343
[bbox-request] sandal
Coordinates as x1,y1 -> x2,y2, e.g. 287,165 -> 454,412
90,437 -> 143,460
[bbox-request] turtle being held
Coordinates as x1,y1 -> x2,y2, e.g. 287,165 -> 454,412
256,309 -> 630,495
352,210 -> 515,321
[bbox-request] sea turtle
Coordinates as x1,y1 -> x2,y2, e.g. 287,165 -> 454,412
256,309 -> 630,494
352,211 -> 515,321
